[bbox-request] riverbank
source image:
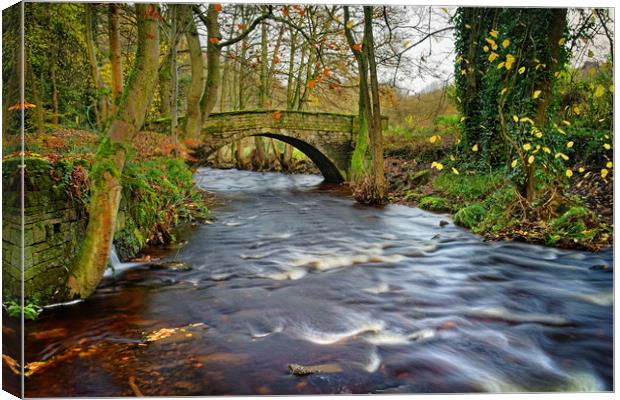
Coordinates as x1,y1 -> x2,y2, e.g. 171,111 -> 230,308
2,129 -> 210,307
383,155 -> 613,252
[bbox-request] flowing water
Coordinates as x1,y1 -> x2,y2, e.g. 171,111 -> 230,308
22,168 -> 613,396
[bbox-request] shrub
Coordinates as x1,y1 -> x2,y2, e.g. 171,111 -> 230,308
454,204 -> 487,228
418,195 -> 449,212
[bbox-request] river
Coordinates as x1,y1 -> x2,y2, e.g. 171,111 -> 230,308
22,167 -> 613,396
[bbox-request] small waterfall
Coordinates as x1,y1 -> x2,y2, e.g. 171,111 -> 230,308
103,245 -> 146,278
109,245 -> 122,270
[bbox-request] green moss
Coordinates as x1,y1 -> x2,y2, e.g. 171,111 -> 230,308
454,204 -> 487,229
113,157 -> 208,260
418,195 -> 450,212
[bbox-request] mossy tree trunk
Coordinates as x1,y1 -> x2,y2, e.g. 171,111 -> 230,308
67,3 -> 160,299
183,5 -> 205,138
108,3 -> 123,115
345,6 -> 386,203
85,3 -> 109,130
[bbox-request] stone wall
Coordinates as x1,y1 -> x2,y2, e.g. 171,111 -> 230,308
2,158 -> 133,301
2,158 -> 88,299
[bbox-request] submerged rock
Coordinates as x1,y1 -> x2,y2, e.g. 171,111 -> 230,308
288,363 -> 343,376
151,261 -> 192,271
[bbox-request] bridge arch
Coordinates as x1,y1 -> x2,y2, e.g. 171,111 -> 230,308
206,131 -> 345,183
198,110 -> 359,183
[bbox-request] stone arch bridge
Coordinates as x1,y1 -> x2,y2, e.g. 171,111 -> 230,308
148,110 -> 387,183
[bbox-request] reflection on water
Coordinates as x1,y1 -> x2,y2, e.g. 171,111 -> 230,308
23,168 -> 613,396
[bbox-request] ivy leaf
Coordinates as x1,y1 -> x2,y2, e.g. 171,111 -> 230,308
594,85 -> 605,97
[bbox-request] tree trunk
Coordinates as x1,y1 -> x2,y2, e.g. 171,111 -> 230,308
108,3 -> 123,114
183,5 -> 204,138
363,6 -> 386,202
258,19 -> 269,108
67,3 -> 160,299
26,50 -> 44,133
344,6 -> 369,179
85,4 -> 109,128
169,4 -> 179,143
200,4 -> 221,120
50,55 -> 59,125
158,50 -> 172,116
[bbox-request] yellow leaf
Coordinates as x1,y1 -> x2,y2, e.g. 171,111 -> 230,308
573,106 -> 580,115
518,66 -> 526,74
501,88 -> 507,95
543,147 -> 551,154
460,116 -> 466,123
523,143 -> 532,151
603,143 -> 611,150
609,85 -> 614,92
429,135 -> 440,144
528,155 -> 535,164
589,67 -> 596,77
558,38 -> 566,45
497,62 -> 505,69
465,24 -> 471,29
502,39 -> 510,48
594,85 -> 605,97
511,159 -> 518,168
450,154 -> 456,161
483,45 -> 489,52
346,20 -> 355,29
512,115 -> 519,123
451,167 -> 459,175
520,117 -> 534,124
535,131 -> 543,138
472,144 -> 478,152
532,90 -> 541,99
505,54 -> 515,70
435,162 -> 444,170
562,120 -> 571,126
601,169 -> 609,178
488,52 -> 498,62
606,161 -> 613,168
485,38 -> 497,48
578,167 -> 585,173
567,141 -> 574,148
565,169 -> 573,178
555,152 -> 569,161
489,30 -> 499,38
